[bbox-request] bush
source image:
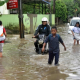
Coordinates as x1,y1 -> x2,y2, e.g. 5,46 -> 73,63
5,23 -> 26,34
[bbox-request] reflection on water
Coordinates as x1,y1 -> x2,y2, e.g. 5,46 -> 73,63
0,26 -> 80,80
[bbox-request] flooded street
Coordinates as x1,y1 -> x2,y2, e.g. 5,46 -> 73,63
0,25 -> 80,80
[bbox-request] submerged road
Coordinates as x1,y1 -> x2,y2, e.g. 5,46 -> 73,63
0,26 -> 80,80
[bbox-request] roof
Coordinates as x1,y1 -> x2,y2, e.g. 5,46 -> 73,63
22,0 -> 51,4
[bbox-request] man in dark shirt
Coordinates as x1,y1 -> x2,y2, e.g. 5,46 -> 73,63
33,17 -> 51,52
42,26 -> 66,66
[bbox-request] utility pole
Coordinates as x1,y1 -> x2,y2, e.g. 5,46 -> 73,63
53,0 -> 56,25
49,2 -> 52,26
53,0 -> 55,14
18,0 -> 24,38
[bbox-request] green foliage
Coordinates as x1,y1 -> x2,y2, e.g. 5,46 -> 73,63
22,4 -> 33,14
74,0 -> 80,7
0,0 -> 9,6
51,0 -> 53,7
5,23 -> 26,34
67,3 -> 80,17
22,3 -> 50,14
61,0 -> 73,3
5,24 -> 19,33
55,0 -> 67,22
0,1 -> 5,6
60,0 -> 80,17
22,0 -> 80,22
5,0 -> 9,3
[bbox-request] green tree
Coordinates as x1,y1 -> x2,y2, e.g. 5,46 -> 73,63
55,0 -> 67,22
62,0 -> 80,17
22,3 -> 50,14
61,0 -> 73,3
74,0 -> 80,7
0,0 -> 9,6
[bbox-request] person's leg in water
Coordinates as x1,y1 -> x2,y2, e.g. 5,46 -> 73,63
55,52 -> 59,66
0,52 -> 2,57
77,40 -> 79,45
74,39 -> 76,45
34,40 -> 39,52
0,43 -> 3,57
48,51 -> 54,65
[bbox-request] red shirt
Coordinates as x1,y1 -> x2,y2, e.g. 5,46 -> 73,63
0,28 -> 6,43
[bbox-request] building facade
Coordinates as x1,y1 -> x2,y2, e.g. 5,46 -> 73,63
0,3 -> 9,14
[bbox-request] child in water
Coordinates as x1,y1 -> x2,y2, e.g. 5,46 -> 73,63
0,21 -> 7,57
71,22 -> 80,45
42,26 -> 66,66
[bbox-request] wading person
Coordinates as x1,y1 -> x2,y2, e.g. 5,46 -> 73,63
0,21 -> 7,57
71,22 -> 80,45
32,17 -> 51,53
42,26 -> 66,66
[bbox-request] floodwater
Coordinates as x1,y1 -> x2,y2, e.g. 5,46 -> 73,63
0,25 -> 80,80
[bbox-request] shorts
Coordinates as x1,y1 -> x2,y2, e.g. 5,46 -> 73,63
73,36 -> 77,40
73,36 -> 79,41
73,36 -> 76,39
0,43 -> 4,52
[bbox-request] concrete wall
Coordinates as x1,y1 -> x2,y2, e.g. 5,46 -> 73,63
0,14 -> 55,33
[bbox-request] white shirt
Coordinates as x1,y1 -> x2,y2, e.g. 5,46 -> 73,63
72,27 -> 80,34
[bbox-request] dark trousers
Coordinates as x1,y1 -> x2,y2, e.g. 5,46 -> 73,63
34,40 -> 39,51
48,51 -> 59,65
34,40 -> 38,47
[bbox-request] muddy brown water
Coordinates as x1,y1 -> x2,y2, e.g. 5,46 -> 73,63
0,26 -> 80,80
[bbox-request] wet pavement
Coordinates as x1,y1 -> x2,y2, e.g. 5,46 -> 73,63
0,25 -> 80,80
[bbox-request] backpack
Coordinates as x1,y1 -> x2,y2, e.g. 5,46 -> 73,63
49,34 -> 60,42
0,26 -> 3,37
0,26 -> 5,41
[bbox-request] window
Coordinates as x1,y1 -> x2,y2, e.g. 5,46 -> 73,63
70,20 -> 80,26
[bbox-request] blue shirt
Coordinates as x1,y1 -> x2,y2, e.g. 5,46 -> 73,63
44,34 -> 63,53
